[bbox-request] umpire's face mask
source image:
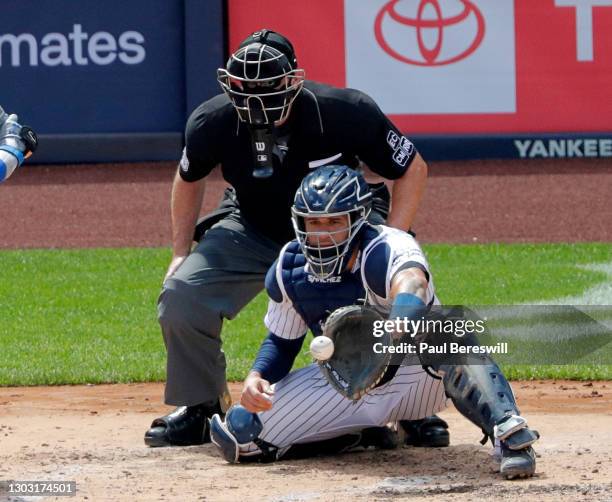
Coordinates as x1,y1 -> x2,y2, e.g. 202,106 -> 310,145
217,42 -> 305,178
224,76 -> 304,126
217,43 -> 305,126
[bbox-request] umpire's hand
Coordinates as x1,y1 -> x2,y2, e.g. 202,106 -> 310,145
241,372 -> 274,413
164,255 -> 188,281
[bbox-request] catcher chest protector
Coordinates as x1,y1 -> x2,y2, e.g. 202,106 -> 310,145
279,241 -> 365,335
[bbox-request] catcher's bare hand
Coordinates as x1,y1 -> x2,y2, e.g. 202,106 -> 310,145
241,373 -> 274,413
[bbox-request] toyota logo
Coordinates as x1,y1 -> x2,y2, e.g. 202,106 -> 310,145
374,0 -> 486,66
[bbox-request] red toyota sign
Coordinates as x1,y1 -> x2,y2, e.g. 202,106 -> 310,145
228,0 -> 612,135
374,0 -> 486,66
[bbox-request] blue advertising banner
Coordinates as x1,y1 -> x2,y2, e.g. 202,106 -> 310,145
0,0 -> 224,162
184,0 -> 225,116
414,134 -> 612,161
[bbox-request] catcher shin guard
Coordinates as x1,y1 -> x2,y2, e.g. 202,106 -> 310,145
210,405 -> 278,463
439,362 -> 539,449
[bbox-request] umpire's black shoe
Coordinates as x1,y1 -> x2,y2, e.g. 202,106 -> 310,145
144,401 -> 222,447
400,415 -> 450,447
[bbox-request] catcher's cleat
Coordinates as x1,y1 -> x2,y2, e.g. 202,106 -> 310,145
358,426 -> 399,450
144,401 -> 222,447
500,445 -> 536,479
400,415 -> 450,448
281,426 -> 398,460
210,406 -> 275,464
210,413 -> 240,463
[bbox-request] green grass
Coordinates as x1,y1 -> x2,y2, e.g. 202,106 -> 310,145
0,248 -> 170,385
426,243 -> 611,304
0,243 -> 610,386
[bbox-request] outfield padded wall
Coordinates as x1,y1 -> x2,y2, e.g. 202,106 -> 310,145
2,0 -> 611,163
1,0 -> 224,163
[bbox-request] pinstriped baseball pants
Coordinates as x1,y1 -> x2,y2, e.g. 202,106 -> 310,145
241,363 -> 447,453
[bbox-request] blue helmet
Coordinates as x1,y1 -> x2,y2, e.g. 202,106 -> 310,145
292,165 -> 372,278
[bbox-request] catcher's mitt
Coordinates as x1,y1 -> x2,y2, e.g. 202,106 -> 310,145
319,305 -> 392,400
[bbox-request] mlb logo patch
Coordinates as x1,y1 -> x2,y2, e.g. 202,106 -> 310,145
345,0 -> 516,114
180,147 -> 190,172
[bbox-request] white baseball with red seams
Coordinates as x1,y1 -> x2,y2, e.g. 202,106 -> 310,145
310,336 -> 335,360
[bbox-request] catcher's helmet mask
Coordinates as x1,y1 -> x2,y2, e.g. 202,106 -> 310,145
292,165 -> 372,279
217,29 -> 305,126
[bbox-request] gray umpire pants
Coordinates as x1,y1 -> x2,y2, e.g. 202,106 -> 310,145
158,210 -> 282,406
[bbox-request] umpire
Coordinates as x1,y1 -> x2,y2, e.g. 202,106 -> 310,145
145,29 -> 441,447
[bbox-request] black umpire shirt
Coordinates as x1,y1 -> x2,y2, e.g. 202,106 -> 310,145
180,80 -> 418,244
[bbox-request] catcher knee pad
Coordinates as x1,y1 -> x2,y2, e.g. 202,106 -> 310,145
441,362 -> 533,444
210,405 -> 277,463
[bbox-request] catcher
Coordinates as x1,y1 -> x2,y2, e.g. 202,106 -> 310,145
0,106 -> 38,183
211,165 -> 539,479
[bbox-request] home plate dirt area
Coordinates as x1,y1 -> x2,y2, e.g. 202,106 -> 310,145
0,381 -> 610,501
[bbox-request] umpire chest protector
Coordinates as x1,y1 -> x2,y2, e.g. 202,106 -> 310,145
278,242 -> 365,336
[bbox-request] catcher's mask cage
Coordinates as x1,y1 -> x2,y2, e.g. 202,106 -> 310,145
217,43 -> 305,125
292,165 -> 372,279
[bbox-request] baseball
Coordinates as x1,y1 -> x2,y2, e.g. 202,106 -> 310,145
310,336 -> 334,360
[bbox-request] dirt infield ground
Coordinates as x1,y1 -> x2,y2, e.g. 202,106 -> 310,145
1,158 -> 611,249
0,381 -> 610,501
1,158 -> 611,501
